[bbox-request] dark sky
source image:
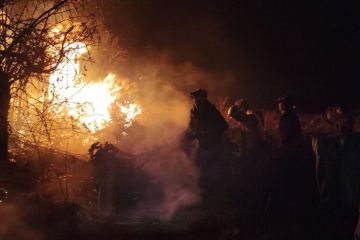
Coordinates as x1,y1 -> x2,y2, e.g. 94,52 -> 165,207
103,0 -> 359,112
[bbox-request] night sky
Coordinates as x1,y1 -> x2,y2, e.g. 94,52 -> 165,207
102,0 -> 359,112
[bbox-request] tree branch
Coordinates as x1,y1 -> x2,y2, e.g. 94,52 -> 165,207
5,0 -> 70,54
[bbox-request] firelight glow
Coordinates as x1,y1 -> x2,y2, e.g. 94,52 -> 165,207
48,42 -> 141,133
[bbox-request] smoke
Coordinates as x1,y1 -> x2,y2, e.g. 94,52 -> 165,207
4,0 -> 226,234
0,204 -> 43,240
135,146 -> 200,220
7,3 -> 237,223
94,55 -> 210,220
94,53 -> 235,152
84,50 -> 236,220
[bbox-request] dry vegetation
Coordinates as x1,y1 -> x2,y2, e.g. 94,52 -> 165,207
1,108 -> 360,239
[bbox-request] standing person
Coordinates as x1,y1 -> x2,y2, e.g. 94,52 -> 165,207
184,89 -> 228,203
324,104 -> 358,136
277,95 -> 303,155
228,99 -> 273,238
312,134 -> 360,240
269,95 -> 307,229
228,99 -> 264,159
314,106 -> 360,240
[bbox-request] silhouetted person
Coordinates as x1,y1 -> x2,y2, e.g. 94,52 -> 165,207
312,134 -> 360,240
228,99 -> 264,159
268,96 -> 307,230
324,104 -> 358,136
310,105 -> 360,240
277,96 -> 303,155
228,99 -> 274,238
184,89 -> 228,203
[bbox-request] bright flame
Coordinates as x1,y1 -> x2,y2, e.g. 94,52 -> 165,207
119,103 -> 143,127
49,42 -> 141,133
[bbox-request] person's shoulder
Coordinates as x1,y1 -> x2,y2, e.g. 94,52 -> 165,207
246,113 -> 257,121
206,100 -> 216,108
290,111 -> 300,120
282,111 -> 298,118
206,101 -> 219,112
247,114 -> 261,126
190,105 -> 197,114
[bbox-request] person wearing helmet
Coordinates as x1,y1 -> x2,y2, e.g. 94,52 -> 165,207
277,95 -> 303,152
324,104 -> 357,135
228,100 -> 274,236
315,111 -> 360,240
273,95 -> 306,228
228,99 -> 264,159
184,88 -> 228,202
185,89 -> 228,150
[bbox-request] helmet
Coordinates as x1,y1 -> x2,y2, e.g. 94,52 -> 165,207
228,104 -> 240,118
190,89 -> 207,98
235,98 -> 250,111
228,104 -> 248,122
277,95 -> 295,108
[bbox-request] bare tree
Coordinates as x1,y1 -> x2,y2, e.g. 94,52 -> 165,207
0,0 -> 97,161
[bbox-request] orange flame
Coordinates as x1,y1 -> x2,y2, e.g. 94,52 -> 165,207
49,42 -> 141,133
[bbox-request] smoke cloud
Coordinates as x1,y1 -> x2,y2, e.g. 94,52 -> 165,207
83,49 -> 236,220
0,204 -> 43,240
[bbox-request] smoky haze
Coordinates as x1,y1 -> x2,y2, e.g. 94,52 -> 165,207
81,52 -> 222,220
100,0 -> 360,112
86,54 -> 235,220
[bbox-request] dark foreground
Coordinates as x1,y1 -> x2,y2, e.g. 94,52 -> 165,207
1,133 -> 359,240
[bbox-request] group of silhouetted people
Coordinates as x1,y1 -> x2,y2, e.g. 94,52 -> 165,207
183,88 -> 359,240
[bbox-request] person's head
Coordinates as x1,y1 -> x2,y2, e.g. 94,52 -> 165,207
228,104 -> 248,122
277,101 -> 286,114
235,98 -> 250,112
190,89 -> 207,106
277,95 -> 295,114
228,104 -> 239,119
324,104 -> 344,122
334,104 -> 343,115
229,99 -> 250,119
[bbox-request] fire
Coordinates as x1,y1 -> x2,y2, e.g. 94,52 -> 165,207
48,42 -> 141,133
8,26 -> 142,154
119,103 -> 143,127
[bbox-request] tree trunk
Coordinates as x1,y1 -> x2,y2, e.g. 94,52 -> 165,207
0,70 -> 10,161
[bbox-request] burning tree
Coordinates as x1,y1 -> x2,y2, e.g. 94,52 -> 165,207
0,0 -> 97,160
